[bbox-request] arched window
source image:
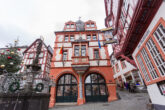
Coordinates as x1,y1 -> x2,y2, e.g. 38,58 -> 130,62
85,73 -> 108,102
56,74 -> 77,102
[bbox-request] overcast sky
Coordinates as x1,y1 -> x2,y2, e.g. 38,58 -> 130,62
0,0 -> 112,54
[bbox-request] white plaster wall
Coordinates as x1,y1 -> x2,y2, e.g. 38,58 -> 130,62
58,35 -> 64,42
147,84 -> 165,105
99,60 -> 107,66
75,34 -> 79,39
99,34 -> 103,40
54,61 -> 72,67
89,41 -> 103,47
57,43 -> 71,47
54,62 -> 63,67
113,60 -> 136,79
68,48 -> 72,60
90,61 -> 98,66
100,48 -> 106,59
88,48 -> 93,59
55,48 -> 62,61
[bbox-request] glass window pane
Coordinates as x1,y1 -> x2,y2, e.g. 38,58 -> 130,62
63,51 -> 67,60
74,46 -> 79,56
100,85 -> 106,95
91,74 -> 98,83
66,24 -> 70,28
92,85 -> 99,95
92,34 -> 97,40
94,49 -> 99,59
98,75 -> 105,83
57,86 -> 63,96
71,24 -> 74,28
91,24 -> 95,27
72,85 -> 78,96
72,76 -> 77,84
58,76 -> 64,84
87,35 -> 91,40
70,36 -> 74,41
65,75 -> 71,84
85,85 -> 91,96
65,36 -> 69,41
85,76 -> 91,83
64,86 -> 71,96
87,24 -> 90,27
81,45 -> 86,56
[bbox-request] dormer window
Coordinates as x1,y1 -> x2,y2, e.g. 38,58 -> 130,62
91,23 -> 95,27
87,24 -> 90,27
71,24 -> 74,28
66,24 -> 70,28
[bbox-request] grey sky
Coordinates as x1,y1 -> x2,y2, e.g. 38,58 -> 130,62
0,0 -> 112,53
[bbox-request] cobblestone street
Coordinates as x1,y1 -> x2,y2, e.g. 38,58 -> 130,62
50,90 -> 150,110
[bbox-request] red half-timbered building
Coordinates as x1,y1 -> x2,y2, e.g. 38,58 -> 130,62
49,20 -> 117,107
104,0 -> 165,109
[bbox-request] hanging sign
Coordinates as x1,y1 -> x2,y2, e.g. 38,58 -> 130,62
100,27 -> 118,45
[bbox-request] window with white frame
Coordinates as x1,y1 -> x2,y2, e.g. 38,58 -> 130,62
92,34 -> 97,40
66,24 -> 70,28
87,35 -> 91,40
141,48 -> 158,79
74,46 -> 79,56
157,81 -> 165,96
71,24 -> 74,28
70,35 -> 74,41
153,24 -> 165,52
81,45 -> 86,56
64,36 -> 69,41
146,38 -> 165,76
62,51 -> 67,60
87,24 -> 90,27
94,49 -> 99,59
137,55 -> 150,82
91,23 -> 95,27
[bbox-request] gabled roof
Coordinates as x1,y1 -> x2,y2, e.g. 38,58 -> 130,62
23,39 -> 53,56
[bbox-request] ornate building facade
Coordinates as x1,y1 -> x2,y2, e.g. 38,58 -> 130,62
49,20 -> 117,107
104,0 -> 165,109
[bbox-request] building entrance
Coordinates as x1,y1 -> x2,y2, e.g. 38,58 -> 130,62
56,74 -> 78,102
85,73 -> 108,102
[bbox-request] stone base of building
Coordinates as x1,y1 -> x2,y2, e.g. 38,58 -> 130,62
77,98 -> 85,105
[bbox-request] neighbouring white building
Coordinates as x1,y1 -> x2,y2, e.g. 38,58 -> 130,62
110,53 -> 144,89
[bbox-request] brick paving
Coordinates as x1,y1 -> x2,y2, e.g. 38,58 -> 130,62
49,90 -> 150,110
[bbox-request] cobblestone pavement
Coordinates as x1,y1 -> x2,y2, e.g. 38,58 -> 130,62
49,90 -> 150,110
